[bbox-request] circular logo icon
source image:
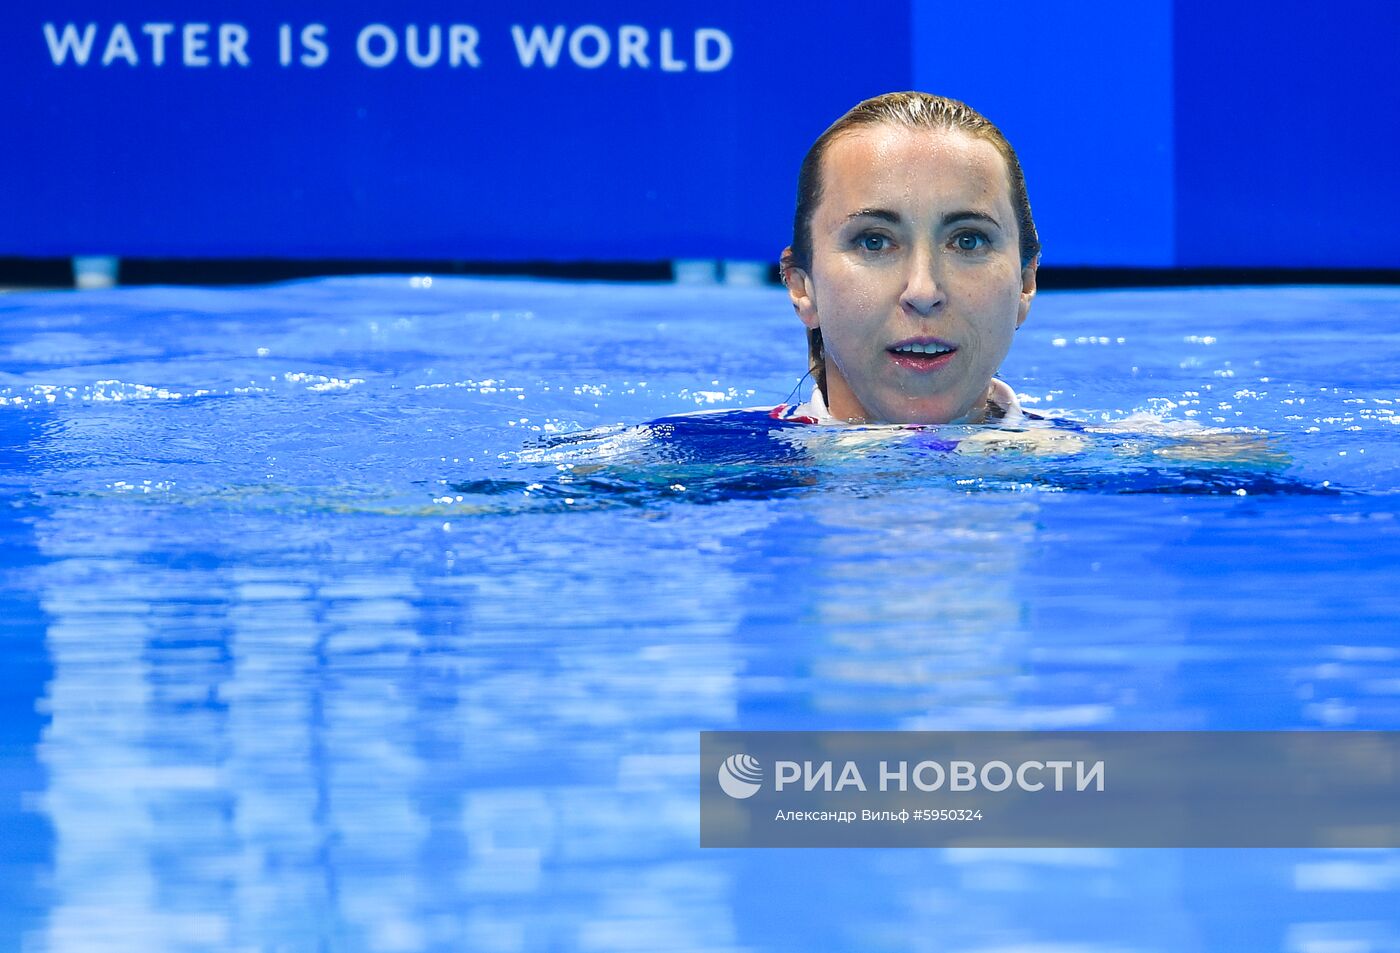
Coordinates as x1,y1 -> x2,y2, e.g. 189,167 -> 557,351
718,753 -> 763,799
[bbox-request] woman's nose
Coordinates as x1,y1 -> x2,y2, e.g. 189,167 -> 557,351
899,245 -> 946,316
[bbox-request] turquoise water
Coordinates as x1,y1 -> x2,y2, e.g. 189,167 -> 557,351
2,277 -> 1400,951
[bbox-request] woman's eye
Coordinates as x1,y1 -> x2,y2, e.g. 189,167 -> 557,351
953,232 -> 988,252
858,234 -> 890,252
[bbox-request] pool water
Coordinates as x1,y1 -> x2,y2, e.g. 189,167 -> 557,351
2,277 -> 1400,952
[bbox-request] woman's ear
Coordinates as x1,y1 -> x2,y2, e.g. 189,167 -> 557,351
1016,255 -> 1039,329
780,247 -> 819,330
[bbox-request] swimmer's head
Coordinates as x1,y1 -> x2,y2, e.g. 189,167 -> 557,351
780,92 -> 1040,423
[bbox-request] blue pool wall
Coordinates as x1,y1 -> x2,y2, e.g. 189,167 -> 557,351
2,0 -> 1397,268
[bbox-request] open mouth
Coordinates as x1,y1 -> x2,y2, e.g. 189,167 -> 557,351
887,339 -> 957,370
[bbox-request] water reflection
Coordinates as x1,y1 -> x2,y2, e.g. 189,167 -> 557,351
28,490 -> 786,951
28,482 -> 1390,952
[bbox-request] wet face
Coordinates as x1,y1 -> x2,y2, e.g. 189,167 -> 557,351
785,124 -> 1036,424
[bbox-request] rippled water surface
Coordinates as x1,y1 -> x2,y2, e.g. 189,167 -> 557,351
2,278 -> 1400,952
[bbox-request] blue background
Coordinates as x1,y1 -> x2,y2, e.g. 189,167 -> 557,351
2,1 -> 1397,268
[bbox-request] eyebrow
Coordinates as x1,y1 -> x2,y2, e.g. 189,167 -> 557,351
942,210 -> 1004,230
842,208 -> 1004,230
844,208 -> 902,225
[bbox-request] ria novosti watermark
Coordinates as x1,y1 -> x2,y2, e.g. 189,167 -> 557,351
700,731 -> 1400,848
758,756 -> 1104,794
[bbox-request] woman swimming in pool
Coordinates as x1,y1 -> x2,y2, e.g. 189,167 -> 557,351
522,91 -> 1283,483
775,91 -> 1040,427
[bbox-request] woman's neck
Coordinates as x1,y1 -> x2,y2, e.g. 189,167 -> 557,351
817,378 -> 1000,425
